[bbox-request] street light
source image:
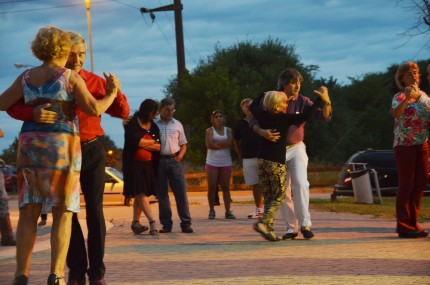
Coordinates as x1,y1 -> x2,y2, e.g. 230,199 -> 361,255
84,0 -> 94,72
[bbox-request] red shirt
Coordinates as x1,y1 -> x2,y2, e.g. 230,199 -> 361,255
7,69 -> 130,142
134,134 -> 152,161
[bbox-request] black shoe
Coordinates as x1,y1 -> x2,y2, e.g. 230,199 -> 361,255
398,230 -> 427,238
47,274 -> 64,285
181,225 -> 194,233
13,275 -> 28,285
225,211 -> 236,219
282,232 -> 298,240
253,222 -> 281,242
300,227 -> 314,239
159,227 -> 172,233
131,220 -> 149,235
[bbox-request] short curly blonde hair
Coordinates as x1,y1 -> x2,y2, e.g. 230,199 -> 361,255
31,26 -> 71,62
263,91 -> 287,113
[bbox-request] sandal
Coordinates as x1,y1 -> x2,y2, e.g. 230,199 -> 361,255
149,220 -> 158,235
131,220 -> 149,235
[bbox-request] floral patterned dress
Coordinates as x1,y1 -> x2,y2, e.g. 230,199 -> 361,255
17,68 -> 81,212
392,91 -> 430,147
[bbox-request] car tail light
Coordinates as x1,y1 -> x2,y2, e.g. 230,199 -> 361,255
343,177 -> 352,187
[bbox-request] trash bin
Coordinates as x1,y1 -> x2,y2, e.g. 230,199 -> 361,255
350,169 -> 373,204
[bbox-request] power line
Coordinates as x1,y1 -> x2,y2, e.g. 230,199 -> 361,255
156,0 -> 201,65
0,0 -> 32,4
0,0 -> 110,14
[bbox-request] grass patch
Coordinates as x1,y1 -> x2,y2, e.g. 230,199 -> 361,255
310,197 -> 430,220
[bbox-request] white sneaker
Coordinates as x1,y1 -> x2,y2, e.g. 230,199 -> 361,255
248,208 -> 263,219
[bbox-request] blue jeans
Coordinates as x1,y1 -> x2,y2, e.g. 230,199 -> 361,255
157,158 -> 192,229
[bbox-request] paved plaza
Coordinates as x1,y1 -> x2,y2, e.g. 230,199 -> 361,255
1,191 -> 429,285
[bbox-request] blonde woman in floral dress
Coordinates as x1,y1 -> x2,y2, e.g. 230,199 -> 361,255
0,26 -> 119,285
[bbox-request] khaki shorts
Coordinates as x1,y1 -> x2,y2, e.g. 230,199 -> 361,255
242,158 -> 259,186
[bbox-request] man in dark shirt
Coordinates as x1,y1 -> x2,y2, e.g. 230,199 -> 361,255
233,98 -> 263,219
8,32 -> 129,285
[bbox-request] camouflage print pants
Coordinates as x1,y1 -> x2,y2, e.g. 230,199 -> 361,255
257,159 -> 287,231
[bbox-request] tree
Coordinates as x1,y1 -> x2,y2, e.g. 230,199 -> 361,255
397,0 -> 430,37
164,38 -> 318,166
101,135 -> 122,169
0,138 -> 18,165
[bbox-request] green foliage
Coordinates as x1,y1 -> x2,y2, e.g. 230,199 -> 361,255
0,137 -> 18,165
164,38 -> 319,166
164,37 -> 430,167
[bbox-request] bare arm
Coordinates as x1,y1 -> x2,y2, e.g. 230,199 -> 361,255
70,71 -> 118,116
390,96 -> 410,119
0,74 -> 24,111
205,128 -> 222,150
31,104 -> 58,124
251,123 -> 280,142
205,127 -> 232,149
138,136 -> 160,151
234,139 -> 241,160
406,84 -> 430,112
313,86 -> 332,119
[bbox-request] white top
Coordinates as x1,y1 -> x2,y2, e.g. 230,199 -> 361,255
206,127 -> 232,167
154,116 -> 187,155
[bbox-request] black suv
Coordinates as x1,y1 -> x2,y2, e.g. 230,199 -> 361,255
332,149 -> 430,200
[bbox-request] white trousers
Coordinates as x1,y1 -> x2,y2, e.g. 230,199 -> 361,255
279,142 -> 311,231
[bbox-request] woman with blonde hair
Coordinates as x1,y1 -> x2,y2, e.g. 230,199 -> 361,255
250,90 -> 328,241
0,26 -> 120,285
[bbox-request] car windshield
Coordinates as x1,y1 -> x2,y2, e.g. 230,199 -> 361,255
107,167 -> 123,180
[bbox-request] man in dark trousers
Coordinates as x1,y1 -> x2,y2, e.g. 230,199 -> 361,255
7,32 -> 130,285
154,98 -> 193,234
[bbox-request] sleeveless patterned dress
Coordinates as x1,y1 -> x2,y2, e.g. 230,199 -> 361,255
17,68 -> 81,212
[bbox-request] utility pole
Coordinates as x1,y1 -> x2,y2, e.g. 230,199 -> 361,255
140,0 -> 186,85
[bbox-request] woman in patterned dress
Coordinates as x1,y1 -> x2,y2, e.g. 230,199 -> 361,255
0,26 -> 120,285
390,61 -> 429,239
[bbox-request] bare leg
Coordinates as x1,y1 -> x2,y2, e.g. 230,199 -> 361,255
206,168 -> 220,210
132,199 -> 142,222
15,203 -> 41,278
50,205 -> 72,280
219,170 -> 232,212
135,194 -> 156,223
252,184 -> 263,209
